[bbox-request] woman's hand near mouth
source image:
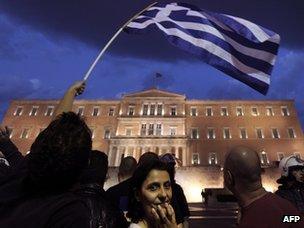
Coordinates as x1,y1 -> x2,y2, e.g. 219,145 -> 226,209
151,203 -> 178,228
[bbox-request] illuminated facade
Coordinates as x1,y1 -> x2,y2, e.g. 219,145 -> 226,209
2,88 -> 304,168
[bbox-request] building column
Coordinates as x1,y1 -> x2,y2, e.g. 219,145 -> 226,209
182,147 -> 187,166
115,146 -> 122,167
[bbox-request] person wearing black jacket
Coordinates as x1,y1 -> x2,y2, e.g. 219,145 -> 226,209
74,150 -> 128,228
0,81 -> 92,228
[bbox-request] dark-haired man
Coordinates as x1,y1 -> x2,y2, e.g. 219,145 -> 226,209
224,146 -> 303,227
106,156 -> 137,213
74,150 -> 128,228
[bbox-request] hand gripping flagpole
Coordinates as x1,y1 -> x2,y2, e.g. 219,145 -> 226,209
83,2 -> 158,81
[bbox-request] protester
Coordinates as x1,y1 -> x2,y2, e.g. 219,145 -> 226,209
276,155 -> 304,214
127,159 -> 181,228
74,150 -> 128,228
0,81 -> 92,228
224,146 -> 303,227
106,156 -> 137,213
160,153 -> 190,227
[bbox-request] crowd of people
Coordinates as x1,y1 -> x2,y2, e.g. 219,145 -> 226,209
0,81 -> 303,228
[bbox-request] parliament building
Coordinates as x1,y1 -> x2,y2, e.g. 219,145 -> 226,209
2,88 -> 304,168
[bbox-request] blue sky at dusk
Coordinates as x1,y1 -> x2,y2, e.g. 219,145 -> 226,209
0,0 -> 303,129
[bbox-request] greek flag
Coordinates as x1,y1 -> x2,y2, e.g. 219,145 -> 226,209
124,2 -> 280,95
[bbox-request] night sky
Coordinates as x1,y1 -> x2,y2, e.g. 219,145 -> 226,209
0,0 -> 303,129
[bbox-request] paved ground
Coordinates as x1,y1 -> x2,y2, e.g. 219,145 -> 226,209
188,203 -> 239,228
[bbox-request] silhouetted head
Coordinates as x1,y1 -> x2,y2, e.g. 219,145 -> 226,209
118,156 -> 137,182
160,153 -> 176,182
224,146 -> 262,195
25,112 -> 92,194
79,150 -> 108,187
138,152 -> 159,166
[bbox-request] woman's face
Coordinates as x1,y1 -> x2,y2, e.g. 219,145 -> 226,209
138,169 -> 172,221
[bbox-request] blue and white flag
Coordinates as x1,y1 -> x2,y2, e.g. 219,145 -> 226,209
124,2 -> 280,95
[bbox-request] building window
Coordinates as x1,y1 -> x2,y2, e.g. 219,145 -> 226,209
191,128 -> 199,139
223,128 -> 231,139
20,128 -> 29,139
209,152 -> 218,165
148,124 -> 154,135
287,128 -> 296,139
29,106 -> 38,116
239,128 -> 247,139
207,128 -> 215,139
256,128 -> 264,139
157,104 -> 162,116
260,151 -> 269,165
45,106 -> 54,116
206,107 -> 213,116
277,152 -> 284,161
251,107 -> 259,116
281,106 -> 289,116
236,107 -> 244,116
294,152 -> 301,159
128,106 -> 134,116
266,107 -> 274,116
126,129 -> 132,136
156,124 -> 162,136
170,127 -> 176,136
108,107 -> 115,116
141,124 -> 147,136
77,106 -> 84,116
272,128 -> 280,139
191,107 -> 197,116
150,104 -> 155,115
171,107 -> 176,116
92,107 -> 100,116
14,106 -> 23,116
104,129 -> 110,139
143,105 -> 148,116
221,107 -> 228,116
192,153 -> 200,165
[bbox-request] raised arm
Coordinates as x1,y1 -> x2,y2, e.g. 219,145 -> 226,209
53,81 -> 86,118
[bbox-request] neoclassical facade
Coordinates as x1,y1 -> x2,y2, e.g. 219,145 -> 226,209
2,88 -> 304,168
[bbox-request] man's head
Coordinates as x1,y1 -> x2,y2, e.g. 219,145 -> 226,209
224,146 -> 262,195
26,112 -> 92,193
118,156 -> 137,182
279,155 -> 304,183
79,150 -> 108,186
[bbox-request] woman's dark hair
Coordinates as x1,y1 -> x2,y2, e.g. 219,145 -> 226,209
25,112 -> 92,194
127,160 -> 170,223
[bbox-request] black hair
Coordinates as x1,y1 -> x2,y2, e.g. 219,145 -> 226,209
25,112 -> 92,194
118,156 -> 137,178
79,150 -> 108,185
127,160 -> 170,223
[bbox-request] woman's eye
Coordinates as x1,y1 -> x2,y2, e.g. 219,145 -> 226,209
148,185 -> 158,191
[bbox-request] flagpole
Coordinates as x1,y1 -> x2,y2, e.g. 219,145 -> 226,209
83,2 -> 158,81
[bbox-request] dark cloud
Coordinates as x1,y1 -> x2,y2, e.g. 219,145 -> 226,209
0,0 -> 303,61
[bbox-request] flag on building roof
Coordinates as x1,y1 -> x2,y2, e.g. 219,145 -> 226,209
124,2 -> 280,95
